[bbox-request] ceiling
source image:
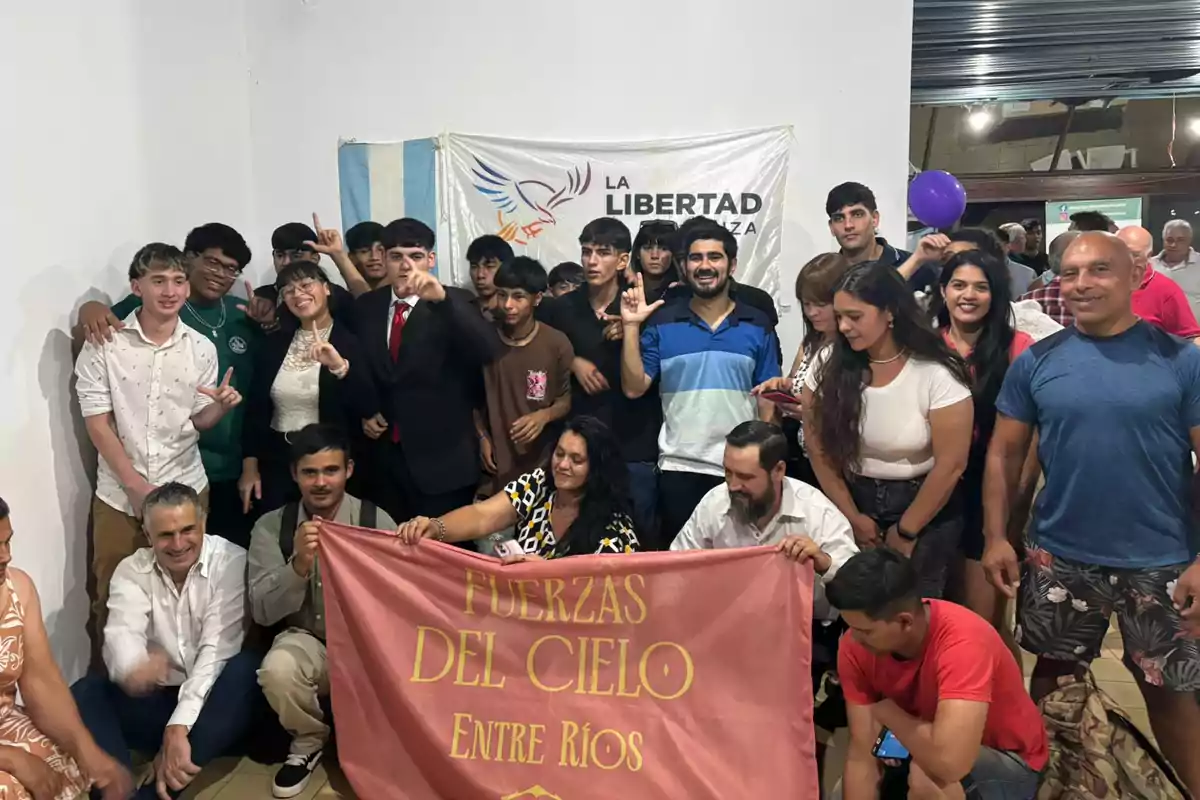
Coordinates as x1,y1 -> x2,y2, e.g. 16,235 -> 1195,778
912,0 -> 1200,105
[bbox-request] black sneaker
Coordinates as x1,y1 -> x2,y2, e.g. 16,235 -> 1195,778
273,750 -> 322,798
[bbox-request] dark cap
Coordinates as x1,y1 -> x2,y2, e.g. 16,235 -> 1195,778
272,222 -> 318,252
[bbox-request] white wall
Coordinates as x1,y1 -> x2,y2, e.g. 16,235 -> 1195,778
0,1 -> 255,677
242,0 -> 915,354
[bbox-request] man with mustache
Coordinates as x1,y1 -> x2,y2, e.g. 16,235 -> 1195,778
984,232 -> 1200,795
620,222 -> 782,542
670,421 -> 858,786
71,483 -> 259,800
248,424 -> 396,797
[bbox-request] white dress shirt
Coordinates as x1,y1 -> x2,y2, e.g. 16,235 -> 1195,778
104,534 -> 248,729
670,477 -> 859,620
387,293 -> 419,348
75,311 -> 218,515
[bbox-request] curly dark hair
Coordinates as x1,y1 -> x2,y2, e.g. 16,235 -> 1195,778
933,251 -> 1017,449
812,261 -> 971,474
548,416 -> 633,556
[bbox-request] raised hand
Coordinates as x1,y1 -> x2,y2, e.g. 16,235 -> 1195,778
236,280 -> 278,329
305,212 -> 346,257
914,233 -> 951,263
398,271 -> 447,303
197,368 -> 242,409
620,273 -> 664,326
306,318 -> 347,373
292,519 -> 321,577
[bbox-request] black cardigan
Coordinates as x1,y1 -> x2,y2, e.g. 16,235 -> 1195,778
242,323 -> 381,461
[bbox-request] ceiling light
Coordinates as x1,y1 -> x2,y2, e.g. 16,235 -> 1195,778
1189,117 -> 1200,137
966,107 -> 994,134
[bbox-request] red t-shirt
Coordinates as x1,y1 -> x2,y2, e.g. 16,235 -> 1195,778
1133,265 -> 1200,339
839,600 -> 1048,771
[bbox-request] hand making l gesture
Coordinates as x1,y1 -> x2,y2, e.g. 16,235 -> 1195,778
197,367 -> 242,409
305,212 -> 346,257
306,318 -> 347,373
620,273 -> 665,327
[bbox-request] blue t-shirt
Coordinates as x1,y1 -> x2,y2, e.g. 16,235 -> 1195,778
997,323 -> 1200,567
641,299 -> 781,477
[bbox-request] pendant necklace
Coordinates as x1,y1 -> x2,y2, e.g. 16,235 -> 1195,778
184,300 -> 226,339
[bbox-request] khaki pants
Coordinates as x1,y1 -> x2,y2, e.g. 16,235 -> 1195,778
89,490 -> 209,665
258,628 -> 329,755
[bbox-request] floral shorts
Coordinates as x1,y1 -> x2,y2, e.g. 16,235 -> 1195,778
1017,548 -> 1200,691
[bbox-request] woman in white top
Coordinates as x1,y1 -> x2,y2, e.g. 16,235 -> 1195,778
753,253 -> 852,485
239,262 -> 380,516
803,260 -> 974,598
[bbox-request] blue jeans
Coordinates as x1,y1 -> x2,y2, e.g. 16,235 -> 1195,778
72,650 -> 263,799
626,461 -> 660,549
961,747 -> 1041,799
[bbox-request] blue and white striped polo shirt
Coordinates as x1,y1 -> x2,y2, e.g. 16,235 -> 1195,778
641,300 -> 781,476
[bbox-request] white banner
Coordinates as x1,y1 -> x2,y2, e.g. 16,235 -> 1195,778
441,127 -> 791,300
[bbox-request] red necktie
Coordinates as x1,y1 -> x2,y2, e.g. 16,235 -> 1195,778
389,303 -> 408,443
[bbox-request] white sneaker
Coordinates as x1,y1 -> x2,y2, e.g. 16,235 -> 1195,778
272,750 -> 322,798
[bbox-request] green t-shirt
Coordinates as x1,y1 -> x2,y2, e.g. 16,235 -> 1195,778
111,294 -> 259,482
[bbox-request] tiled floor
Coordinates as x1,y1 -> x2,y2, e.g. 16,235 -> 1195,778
180,628 -> 1151,799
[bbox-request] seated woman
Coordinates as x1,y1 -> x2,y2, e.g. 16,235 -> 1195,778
396,416 -> 640,559
239,261 -> 380,517
803,261 -> 974,600
0,496 -> 130,800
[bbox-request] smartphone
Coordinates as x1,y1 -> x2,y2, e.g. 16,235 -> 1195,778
761,390 -> 801,406
872,728 -> 910,761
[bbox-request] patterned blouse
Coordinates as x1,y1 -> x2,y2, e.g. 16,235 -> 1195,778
503,469 -> 640,558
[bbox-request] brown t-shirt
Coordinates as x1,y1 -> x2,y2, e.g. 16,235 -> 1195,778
483,323 -> 574,489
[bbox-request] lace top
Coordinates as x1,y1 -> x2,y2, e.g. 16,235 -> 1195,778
270,325 -> 331,432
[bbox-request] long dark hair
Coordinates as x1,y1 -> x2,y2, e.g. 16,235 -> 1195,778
934,251 -> 1016,448
813,260 -> 971,474
549,416 -> 633,556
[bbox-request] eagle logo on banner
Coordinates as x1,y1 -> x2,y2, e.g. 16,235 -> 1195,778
471,157 -> 593,244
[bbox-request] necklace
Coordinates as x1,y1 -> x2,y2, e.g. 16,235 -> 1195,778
184,300 -> 226,338
868,349 -> 907,365
500,321 -> 539,347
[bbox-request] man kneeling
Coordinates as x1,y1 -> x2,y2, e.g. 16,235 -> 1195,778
830,549 -> 1046,800
248,424 -> 396,797
72,483 -> 258,799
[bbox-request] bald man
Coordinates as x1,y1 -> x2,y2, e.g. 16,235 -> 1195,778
1118,225 -> 1200,340
984,231 -> 1200,794
1018,230 -> 1080,324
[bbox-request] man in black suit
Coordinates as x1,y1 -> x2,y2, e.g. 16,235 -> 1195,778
356,218 -> 501,524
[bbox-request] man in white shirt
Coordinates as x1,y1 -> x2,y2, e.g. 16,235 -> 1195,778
71,483 -> 258,800
1152,219 -> 1200,321
670,420 -> 859,783
75,243 -> 243,655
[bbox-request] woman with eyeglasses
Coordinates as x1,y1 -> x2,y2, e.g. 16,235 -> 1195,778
932,251 -> 1033,659
239,261 -> 380,516
802,260 -> 974,599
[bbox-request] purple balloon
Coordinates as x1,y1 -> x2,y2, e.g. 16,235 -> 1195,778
908,170 -> 967,229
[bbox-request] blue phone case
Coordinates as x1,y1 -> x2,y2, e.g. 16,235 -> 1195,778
873,729 -> 911,760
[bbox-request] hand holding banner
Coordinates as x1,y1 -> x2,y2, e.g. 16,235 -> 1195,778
319,523 -> 819,799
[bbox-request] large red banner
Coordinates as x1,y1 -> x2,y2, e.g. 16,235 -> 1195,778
319,523 -> 817,799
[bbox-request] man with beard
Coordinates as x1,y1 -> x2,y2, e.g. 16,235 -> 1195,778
670,421 -> 858,783
619,222 -> 782,541
476,257 -> 573,490
75,224 -> 259,548
248,424 -> 396,798
345,221 -> 389,291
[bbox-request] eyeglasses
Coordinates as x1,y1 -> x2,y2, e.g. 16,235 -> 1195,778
639,220 -> 678,230
200,255 -> 242,277
280,278 -> 323,300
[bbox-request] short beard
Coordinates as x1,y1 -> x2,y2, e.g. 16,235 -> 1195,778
729,483 -> 776,525
688,273 -> 730,300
